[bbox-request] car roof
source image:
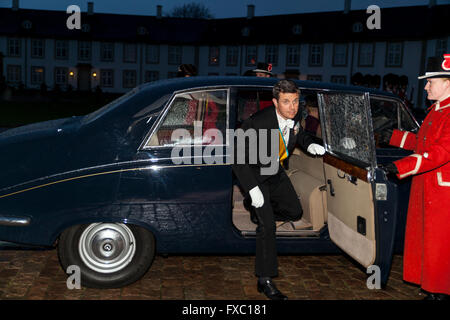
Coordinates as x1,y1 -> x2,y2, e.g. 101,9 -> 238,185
138,76 -> 400,100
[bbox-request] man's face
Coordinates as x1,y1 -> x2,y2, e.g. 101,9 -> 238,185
255,72 -> 271,78
425,78 -> 450,101
273,92 -> 299,120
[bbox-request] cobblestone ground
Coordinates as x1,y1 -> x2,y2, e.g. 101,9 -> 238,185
0,249 -> 423,300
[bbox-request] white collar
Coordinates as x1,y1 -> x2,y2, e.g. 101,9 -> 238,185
436,94 -> 450,111
275,110 -> 295,129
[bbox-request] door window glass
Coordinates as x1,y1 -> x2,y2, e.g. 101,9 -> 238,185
319,93 -> 374,166
147,90 -> 228,147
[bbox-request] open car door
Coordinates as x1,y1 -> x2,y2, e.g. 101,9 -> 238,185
318,92 -> 398,286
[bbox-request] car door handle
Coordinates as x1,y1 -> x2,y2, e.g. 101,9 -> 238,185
327,179 -> 335,197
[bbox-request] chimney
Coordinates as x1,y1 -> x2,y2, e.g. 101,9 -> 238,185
157,5 -> 162,19
344,0 -> 351,14
87,2 -> 94,15
247,4 -> 255,19
12,0 -> 19,11
428,0 -> 436,7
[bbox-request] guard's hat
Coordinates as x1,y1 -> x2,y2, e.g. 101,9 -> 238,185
252,62 -> 273,76
418,54 -> 450,79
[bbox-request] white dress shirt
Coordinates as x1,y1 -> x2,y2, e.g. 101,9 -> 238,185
275,110 -> 295,146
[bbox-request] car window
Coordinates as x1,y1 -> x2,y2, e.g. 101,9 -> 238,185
237,89 -> 273,124
370,97 -> 418,147
398,102 -> 417,132
319,93 -> 375,167
146,89 -> 228,147
299,91 -> 322,138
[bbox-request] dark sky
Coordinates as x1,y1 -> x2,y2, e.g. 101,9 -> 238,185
1,0 -> 449,18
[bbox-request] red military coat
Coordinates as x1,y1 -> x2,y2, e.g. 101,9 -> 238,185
389,95 -> 450,295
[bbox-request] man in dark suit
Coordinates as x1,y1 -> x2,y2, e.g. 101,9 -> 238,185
232,80 -> 325,300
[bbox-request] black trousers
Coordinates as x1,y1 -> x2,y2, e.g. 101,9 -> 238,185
249,169 -> 303,278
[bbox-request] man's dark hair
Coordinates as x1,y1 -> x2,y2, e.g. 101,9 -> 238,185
273,79 -> 300,100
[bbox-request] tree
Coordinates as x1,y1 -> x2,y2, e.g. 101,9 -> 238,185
169,2 -> 213,19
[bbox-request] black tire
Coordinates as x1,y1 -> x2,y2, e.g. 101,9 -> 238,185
58,222 -> 155,288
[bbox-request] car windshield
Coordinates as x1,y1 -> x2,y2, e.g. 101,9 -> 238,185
82,87 -> 139,124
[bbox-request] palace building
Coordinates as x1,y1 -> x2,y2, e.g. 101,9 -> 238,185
0,0 -> 448,108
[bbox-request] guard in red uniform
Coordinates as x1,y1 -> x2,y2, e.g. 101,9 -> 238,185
383,55 -> 450,300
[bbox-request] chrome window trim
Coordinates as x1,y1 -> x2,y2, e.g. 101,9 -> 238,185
140,87 -> 231,150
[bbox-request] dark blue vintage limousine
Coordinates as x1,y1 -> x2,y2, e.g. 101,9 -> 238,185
0,77 -> 418,288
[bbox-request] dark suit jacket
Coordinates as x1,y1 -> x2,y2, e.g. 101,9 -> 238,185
232,105 -> 315,193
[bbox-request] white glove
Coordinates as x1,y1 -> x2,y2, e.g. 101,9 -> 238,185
341,137 -> 356,149
249,186 -> 264,208
307,143 -> 325,155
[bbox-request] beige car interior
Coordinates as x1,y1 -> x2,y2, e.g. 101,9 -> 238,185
232,147 -> 328,237
232,147 -> 377,267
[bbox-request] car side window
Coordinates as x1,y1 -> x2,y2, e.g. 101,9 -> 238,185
237,89 -> 273,124
146,89 -> 228,147
370,97 -> 418,148
398,103 -> 417,132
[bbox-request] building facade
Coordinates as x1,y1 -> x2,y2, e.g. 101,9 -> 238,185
0,1 -> 448,108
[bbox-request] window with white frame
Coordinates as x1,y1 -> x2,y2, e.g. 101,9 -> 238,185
330,75 -> 347,84
246,45 -> 257,66
100,69 -> 114,87
78,41 -> 91,61
31,66 -> 45,84
226,46 -> 239,66
168,46 -> 182,65
7,38 -> 21,57
333,43 -> 348,66
145,71 -> 159,83
436,38 -> 448,58
54,67 -> 68,85
386,42 -> 403,67
100,42 -> 114,62
55,40 -> 68,60
358,43 -> 374,66
123,43 -> 137,63
265,45 -> 278,66
209,46 -> 220,66
7,65 -> 21,83
31,39 -> 45,58
286,45 -> 300,66
123,70 -> 136,88
309,44 -> 323,66
146,45 -> 160,64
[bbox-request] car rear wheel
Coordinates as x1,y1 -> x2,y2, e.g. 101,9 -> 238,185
58,222 -> 155,288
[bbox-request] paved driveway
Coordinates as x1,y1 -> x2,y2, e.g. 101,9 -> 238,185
0,249 -> 423,300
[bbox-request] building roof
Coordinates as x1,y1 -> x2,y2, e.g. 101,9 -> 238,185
0,5 -> 448,44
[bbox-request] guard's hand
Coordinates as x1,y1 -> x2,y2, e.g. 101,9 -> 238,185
249,186 -> 264,208
341,137 -> 356,149
379,163 -> 399,175
307,143 -> 325,156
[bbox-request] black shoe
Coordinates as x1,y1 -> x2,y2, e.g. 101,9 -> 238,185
424,293 -> 449,301
243,196 -> 258,224
257,279 -> 288,300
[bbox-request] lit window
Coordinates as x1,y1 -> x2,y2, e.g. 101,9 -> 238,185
31,66 -> 45,84
209,46 -> 220,66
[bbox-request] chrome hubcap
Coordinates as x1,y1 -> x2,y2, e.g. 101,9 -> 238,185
78,223 -> 136,274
